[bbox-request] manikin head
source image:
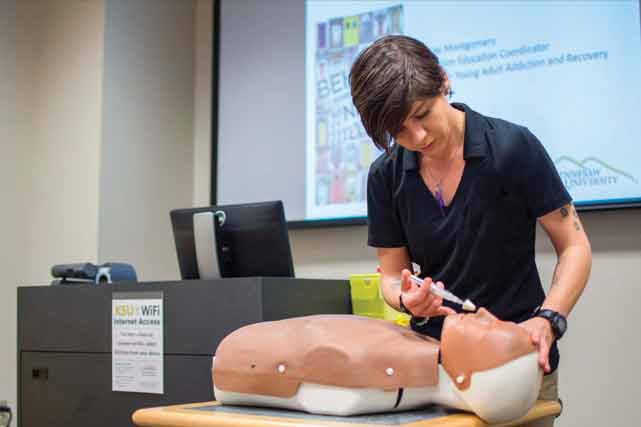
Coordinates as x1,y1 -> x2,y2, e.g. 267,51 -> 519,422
441,308 -> 541,423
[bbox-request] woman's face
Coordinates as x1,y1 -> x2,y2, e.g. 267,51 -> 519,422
394,92 -> 454,158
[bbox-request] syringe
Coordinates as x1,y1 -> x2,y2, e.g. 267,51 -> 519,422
392,275 -> 476,312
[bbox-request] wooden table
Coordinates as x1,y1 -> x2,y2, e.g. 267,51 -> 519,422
132,400 -> 561,427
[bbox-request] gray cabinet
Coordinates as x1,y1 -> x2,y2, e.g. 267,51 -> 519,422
18,278 -> 351,427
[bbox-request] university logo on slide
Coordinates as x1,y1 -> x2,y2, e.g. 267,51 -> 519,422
555,156 -> 638,191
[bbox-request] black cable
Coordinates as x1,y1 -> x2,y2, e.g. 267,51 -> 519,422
394,388 -> 404,409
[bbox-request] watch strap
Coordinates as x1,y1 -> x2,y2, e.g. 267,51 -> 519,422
399,293 -> 411,315
535,308 -> 567,340
400,294 -> 429,327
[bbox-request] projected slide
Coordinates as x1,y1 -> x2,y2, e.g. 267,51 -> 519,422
305,1 -> 641,220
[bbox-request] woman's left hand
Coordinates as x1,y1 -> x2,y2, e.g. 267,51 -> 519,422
519,317 -> 554,373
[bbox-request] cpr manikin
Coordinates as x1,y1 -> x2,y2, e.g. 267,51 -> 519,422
212,309 -> 542,424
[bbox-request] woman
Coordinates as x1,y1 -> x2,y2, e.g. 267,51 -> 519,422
350,35 -> 592,425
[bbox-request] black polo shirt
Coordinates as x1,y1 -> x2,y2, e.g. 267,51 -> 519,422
367,103 -> 571,372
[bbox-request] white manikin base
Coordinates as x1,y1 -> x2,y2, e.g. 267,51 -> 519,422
213,352 -> 541,424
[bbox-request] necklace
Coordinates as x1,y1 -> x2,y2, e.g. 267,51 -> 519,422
425,167 -> 447,213
422,141 -> 463,214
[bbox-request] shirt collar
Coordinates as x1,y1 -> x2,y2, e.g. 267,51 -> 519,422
401,103 -> 488,172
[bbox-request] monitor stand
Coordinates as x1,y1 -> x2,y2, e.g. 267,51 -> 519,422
193,211 -> 223,279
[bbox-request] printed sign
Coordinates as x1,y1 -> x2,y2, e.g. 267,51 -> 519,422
112,292 -> 164,394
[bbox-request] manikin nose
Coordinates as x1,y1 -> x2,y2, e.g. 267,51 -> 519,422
473,307 -> 495,324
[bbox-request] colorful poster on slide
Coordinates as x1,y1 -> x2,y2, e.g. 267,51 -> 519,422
309,5 -> 403,219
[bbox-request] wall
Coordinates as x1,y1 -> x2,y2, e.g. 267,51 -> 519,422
98,0 -> 196,281
552,209 -> 640,427
0,0 -> 25,413
1,0 -> 200,419
0,0 -> 104,416
22,0 -> 104,281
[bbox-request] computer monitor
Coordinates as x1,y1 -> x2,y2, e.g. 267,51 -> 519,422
170,200 -> 295,279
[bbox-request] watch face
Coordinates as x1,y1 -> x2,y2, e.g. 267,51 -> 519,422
557,315 -> 567,334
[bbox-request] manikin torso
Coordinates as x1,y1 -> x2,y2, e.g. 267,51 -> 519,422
212,309 -> 542,424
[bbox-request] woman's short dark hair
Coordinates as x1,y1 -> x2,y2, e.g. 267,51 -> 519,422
349,35 -> 444,154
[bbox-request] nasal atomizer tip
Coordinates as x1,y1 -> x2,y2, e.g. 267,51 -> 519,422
462,299 -> 476,312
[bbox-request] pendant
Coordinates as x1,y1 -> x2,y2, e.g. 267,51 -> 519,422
435,184 -> 446,216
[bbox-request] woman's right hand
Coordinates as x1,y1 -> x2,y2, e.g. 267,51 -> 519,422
400,269 -> 456,317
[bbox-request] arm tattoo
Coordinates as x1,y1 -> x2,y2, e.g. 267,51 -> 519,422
571,205 -> 581,231
560,205 -> 581,231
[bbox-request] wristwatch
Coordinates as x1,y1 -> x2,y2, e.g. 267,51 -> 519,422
534,308 -> 567,340
399,294 -> 411,315
400,294 -> 429,326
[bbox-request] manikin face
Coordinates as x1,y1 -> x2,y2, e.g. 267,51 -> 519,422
456,307 -> 499,327
448,308 -> 530,343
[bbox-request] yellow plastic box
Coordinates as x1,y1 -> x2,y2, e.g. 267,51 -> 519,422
348,273 -> 410,327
